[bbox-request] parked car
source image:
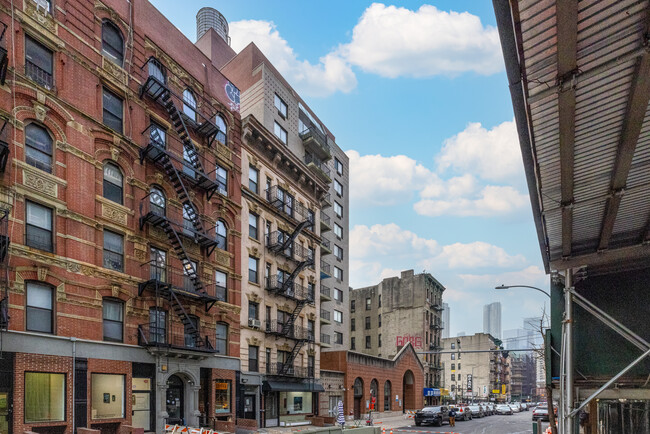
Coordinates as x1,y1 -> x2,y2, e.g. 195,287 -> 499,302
532,405 -> 549,421
415,406 -> 450,427
509,403 -> 521,413
483,404 -> 493,416
469,405 -> 485,418
522,402 -> 530,411
452,405 -> 473,421
496,404 -> 514,415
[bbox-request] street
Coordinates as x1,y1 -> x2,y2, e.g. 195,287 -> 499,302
393,411 -> 551,434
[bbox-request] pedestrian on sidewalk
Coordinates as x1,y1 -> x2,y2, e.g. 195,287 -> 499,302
448,408 -> 456,427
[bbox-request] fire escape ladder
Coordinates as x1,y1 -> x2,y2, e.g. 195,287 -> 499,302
0,209 -> 9,329
167,289 -> 206,349
279,299 -> 308,375
0,117 -> 9,173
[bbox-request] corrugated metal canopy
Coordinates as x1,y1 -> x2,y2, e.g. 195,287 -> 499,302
494,0 -> 650,276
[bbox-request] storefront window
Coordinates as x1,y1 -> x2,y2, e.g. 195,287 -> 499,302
279,391 -> 312,415
25,372 -> 65,423
91,374 -> 125,419
214,380 -> 231,414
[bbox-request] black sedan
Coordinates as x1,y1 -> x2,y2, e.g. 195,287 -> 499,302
415,406 -> 450,427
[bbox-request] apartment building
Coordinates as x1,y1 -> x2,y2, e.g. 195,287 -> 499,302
195,20 -> 338,427
0,1 -> 244,432
349,270 -> 445,403
441,334 -> 510,403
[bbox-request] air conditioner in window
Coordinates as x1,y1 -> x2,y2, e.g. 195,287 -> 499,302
248,318 -> 261,329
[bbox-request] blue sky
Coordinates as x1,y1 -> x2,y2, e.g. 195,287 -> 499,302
151,1 -> 551,337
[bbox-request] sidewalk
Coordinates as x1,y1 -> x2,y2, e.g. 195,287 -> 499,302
250,413 -> 414,434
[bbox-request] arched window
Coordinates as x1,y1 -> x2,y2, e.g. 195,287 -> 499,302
215,114 -> 227,145
353,378 -> 364,397
384,380 -> 392,411
25,123 -> 53,173
216,219 -> 227,250
216,322 -> 228,354
183,89 -> 197,121
147,57 -> 165,83
149,186 -> 166,216
101,20 -> 124,66
103,162 -> 123,205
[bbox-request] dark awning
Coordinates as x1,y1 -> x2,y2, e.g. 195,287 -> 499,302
262,380 -> 325,393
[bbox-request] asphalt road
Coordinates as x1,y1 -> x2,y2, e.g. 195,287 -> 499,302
393,411 -> 551,434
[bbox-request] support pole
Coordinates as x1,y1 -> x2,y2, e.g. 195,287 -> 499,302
564,270 -> 574,434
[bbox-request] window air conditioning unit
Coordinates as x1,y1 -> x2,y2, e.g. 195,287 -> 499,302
248,318 -> 261,329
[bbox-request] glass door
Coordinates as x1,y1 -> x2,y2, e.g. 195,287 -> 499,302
132,378 -> 151,431
166,375 -> 184,425
265,392 -> 278,427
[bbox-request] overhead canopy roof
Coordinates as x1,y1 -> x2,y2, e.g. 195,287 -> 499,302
494,0 -> 650,276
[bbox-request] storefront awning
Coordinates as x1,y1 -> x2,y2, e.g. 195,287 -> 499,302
262,380 -> 325,393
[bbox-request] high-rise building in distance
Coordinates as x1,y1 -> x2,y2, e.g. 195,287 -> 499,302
483,302 -> 502,339
442,302 -> 450,339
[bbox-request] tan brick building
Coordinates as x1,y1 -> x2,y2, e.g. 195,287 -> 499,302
349,270 -> 445,404
0,1 -> 243,432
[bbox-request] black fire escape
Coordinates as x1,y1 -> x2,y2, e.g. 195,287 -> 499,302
136,58 -> 223,351
0,209 -> 9,330
0,117 -> 9,174
264,185 -> 316,376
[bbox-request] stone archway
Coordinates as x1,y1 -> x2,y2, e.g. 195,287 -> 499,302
402,370 -> 416,412
353,377 -> 364,419
159,370 -> 201,429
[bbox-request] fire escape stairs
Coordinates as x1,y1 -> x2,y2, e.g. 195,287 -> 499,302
0,23 -> 8,86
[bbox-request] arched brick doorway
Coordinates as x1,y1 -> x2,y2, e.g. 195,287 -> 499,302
402,370 -> 416,412
370,379 -> 379,411
353,377 -> 364,419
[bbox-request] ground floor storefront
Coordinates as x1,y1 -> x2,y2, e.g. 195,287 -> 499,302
0,331 -> 240,433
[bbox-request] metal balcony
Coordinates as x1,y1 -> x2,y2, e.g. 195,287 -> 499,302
320,309 -> 331,323
265,320 -> 314,341
431,302 -> 444,311
266,362 -> 312,378
320,212 -> 331,232
320,260 -> 331,279
265,186 -> 312,224
265,277 -> 314,303
320,284 -> 331,301
320,192 -> 332,208
138,262 -> 219,306
266,232 -> 310,262
320,333 -> 331,347
304,153 -> 331,183
430,322 -> 443,330
138,323 -> 216,353
299,124 -> 331,161
320,237 -> 331,255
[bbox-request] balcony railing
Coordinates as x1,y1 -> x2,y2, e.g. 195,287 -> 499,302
320,309 -> 331,322
321,238 -> 331,251
320,192 -> 332,208
138,323 -> 215,352
266,362 -> 312,378
265,232 -> 310,262
299,124 -> 331,160
320,284 -> 331,299
265,277 -> 314,302
304,153 -> 331,178
320,333 -> 331,345
25,61 -> 53,90
265,320 -> 314,341
320,212 -> 331,229
320,260 -> 331,277
138,261 -> 220,304
265,186 -> 312,224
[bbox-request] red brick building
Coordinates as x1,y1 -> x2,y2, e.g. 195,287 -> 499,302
0,0 -> 242,432
320,344 -> 424,419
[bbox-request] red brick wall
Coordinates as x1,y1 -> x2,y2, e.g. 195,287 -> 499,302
322,347 -> 425,416
86,359 -> 132,428
14,353 -> 74,434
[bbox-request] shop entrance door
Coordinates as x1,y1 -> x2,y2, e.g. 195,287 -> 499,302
265,393 -> 278,427
0,391 -> 11,434
244,394 -> 256,420
132,378 -> 151,431
166,375 -> 184,425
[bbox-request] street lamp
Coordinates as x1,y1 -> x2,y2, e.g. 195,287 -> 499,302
494,284 -> 550,298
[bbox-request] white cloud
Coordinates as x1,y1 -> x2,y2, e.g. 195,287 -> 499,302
346,150 -> 436,206
413,185 -> 529,217
229,20 -> 356,97
436,120 -> 522,182
458,266 -> 548,290
426,242 -> 527,269
340,3 -> 503,78
351,223 -> 439,259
